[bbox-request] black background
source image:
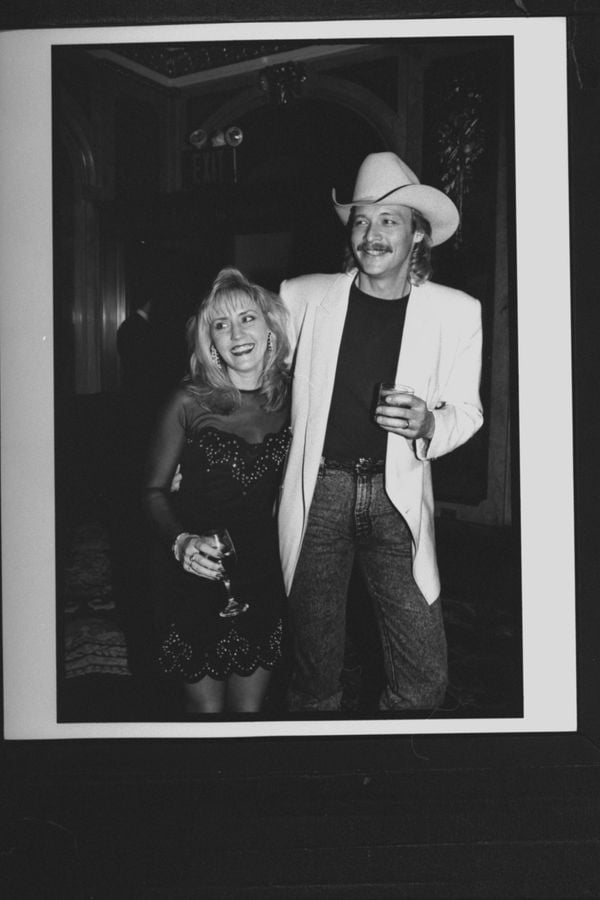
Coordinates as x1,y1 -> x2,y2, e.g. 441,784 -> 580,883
2,2 -> 600,897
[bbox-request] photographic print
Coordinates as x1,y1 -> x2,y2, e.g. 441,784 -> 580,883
1,18 -> 575,738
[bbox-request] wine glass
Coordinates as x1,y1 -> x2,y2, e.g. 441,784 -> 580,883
208,527 -> 249,618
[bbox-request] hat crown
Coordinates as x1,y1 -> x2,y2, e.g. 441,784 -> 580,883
332,150 -> 460,246
351,152 -> 420,204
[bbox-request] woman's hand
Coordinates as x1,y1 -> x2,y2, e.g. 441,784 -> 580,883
177,533 -> 224,580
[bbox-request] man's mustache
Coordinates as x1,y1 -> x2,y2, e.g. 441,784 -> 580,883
358,242 -> 391,253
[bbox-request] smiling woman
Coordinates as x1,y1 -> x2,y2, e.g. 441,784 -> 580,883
189,267 -> 291,418
209,297 -> 270,388
141,267 -> 292,715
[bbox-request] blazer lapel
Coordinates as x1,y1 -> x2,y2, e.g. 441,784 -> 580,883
386,283 -> 437,472
300,274 -> 352,494
393,283 -> 434,395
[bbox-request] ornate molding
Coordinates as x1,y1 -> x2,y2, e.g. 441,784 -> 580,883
195,71 -> 405,158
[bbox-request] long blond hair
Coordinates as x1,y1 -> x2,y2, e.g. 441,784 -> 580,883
185,267 -> 290,412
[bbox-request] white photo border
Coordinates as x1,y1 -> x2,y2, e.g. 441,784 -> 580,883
0,17 -> 575,739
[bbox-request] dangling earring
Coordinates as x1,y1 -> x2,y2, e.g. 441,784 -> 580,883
266,331 -> 273,354
210,343 -> 223,370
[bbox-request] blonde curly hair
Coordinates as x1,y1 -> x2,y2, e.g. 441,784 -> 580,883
185,267 -> 290,413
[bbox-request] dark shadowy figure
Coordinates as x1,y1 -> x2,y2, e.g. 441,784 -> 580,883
112,297 -> 185,693
117,299 -> 161,433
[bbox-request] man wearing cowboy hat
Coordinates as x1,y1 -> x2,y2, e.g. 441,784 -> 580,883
277,151 -> 483,712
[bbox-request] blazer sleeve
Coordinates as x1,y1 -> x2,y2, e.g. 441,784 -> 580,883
414,296 -> 484,461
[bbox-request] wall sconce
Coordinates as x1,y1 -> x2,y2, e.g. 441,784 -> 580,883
189,128 -> 208,150
224,126 -> 243,147
188,125 -> 244,150
188,125 -> 244,183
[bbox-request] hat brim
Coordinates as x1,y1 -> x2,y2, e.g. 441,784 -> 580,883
332,183 -> 459,246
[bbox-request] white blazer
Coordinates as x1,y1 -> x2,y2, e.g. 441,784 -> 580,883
277,270 -> 484,604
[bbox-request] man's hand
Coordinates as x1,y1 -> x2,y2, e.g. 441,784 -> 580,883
375,392 -> 435,440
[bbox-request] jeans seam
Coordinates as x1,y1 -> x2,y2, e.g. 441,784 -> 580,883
362,578 -> 399,690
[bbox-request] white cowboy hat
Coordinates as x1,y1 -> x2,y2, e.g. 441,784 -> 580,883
332,151 -> 459,246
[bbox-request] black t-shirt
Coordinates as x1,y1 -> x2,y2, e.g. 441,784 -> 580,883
322,280 -> 409,461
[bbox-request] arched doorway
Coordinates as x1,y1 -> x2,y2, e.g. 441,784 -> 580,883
190,74 -> 406,285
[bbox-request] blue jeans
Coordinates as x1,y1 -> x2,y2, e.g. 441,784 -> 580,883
287,460 -> 448,712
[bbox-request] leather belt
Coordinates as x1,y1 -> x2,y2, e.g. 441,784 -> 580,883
321,456 -> 385,474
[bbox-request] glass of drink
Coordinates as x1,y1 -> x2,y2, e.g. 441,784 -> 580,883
207,527 -> 248,618
377,382 -> 415,406
376,382 -> 415,428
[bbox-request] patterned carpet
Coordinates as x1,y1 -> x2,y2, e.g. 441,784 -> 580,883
61,519 -> 130,680
58,513 -> 523,721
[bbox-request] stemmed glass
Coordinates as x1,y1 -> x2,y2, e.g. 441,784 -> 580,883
208,527 -> 249,618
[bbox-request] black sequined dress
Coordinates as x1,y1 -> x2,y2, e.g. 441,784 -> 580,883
143,384 -> 291,682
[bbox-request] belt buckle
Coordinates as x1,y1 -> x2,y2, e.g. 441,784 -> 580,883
355,457 -> 372,474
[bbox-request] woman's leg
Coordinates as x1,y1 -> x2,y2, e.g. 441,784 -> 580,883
227,667 -> 272,713
182,676 -> 227,714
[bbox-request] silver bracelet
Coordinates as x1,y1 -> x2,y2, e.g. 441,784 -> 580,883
171,532 -> 191,562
